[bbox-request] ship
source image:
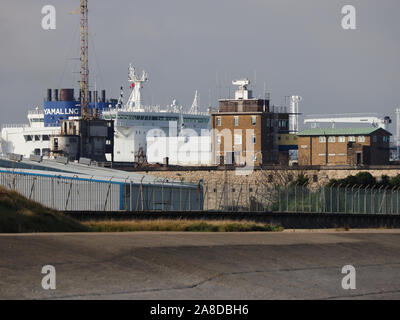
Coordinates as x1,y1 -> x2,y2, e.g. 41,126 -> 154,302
0,0 -> 210,163
101,64 -> 210,162
0,67 -> 210,162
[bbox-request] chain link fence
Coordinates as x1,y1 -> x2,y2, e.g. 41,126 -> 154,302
202,182 -> 400,214
0,171 -> 202,212
1,170 -> 400,214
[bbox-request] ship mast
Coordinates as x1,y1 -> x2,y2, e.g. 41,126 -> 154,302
80,0 -> 90,119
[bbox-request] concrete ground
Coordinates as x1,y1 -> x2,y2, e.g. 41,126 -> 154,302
1,230 -> 400,300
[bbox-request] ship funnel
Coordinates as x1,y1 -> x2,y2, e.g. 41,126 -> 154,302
60,89 -> 74,101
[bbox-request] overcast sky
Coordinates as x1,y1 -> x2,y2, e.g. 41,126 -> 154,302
1,0 -> 399,130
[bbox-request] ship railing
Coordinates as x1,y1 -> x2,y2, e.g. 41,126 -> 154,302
28,109 -> 44,115
1,124 -> 30,129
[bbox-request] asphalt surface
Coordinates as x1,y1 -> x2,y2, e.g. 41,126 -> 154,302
1,230 -> 400,300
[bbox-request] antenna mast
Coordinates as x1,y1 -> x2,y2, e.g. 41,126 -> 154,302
80,0 -> 90,119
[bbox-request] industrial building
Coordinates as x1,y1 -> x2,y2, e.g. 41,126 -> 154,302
211,79 -> 292,166
0,155 -> 203,211
297,127 -> 392,166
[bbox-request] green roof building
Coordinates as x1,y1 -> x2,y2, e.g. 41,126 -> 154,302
297,127 -> 391,166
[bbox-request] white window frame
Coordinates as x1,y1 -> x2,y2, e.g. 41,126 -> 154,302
348,136 -> 356,142
338,136 -> 346,143
328,136 -> 336,143
234,134 -> 242,145
319,136 -> 326,143
358,136 -> 365,143
216,117 -> 221,126
251,116 -> 256,126
234,116 -> 239,126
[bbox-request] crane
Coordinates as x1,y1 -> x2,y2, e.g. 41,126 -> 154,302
79,0 -> 90,120
304,114 -> 392,131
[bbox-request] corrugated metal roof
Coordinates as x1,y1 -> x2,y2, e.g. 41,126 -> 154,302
297,127 -> 391,136
0,156 -> 197,186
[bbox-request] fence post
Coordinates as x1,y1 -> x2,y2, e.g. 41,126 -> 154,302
130,180 -> 133,211
161,179 -> 166,211
378,185 -> 384,214
397,186 -> 400,214
364,186 -> 369,214
337,184 -> 343,213
371,186 -> 375,214
351,185 -> 358,213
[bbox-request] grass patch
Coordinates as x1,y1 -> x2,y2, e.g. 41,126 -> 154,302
84,219 -> 283,232
0,187 -> 88,233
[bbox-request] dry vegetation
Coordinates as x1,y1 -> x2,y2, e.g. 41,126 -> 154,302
0,187 -> 88,233
84,219 -> 283,232
0,187 -> 283,233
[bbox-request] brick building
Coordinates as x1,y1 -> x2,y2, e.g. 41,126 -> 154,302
211,79 -> 290,166
297,128 -> 391,166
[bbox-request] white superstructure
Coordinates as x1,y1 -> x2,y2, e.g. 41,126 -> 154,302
1,108 -> 60,158
289,95 -> 301,134
304,114 -> 392,130
102,64 -> 211,162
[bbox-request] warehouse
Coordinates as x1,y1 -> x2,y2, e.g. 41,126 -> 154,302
0,155 -> 203,211
297,127 -> 392,166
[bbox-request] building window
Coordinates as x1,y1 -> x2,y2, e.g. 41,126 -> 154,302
319,136 -> 326,143
234,116 -> 239,126
217,117 -> 221,126
348,136 -> 356,142
251,116 -> 256,126
313,175 -> 318,182
217,135 -> 221,144
383,136 -> 389,143
252,154 -> 257,162
328,136 -> 336,143
234,134 -> 242,145
268,175 -> 274,182
372,135 -> 377,143
252,134 -> 256,144
338,136 -> 345,143
358,136 -> 365,143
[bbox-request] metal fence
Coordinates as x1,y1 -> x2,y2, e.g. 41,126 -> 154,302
201,182 -> 400,214
0,171 -> 202,212
1,169 -> 399,214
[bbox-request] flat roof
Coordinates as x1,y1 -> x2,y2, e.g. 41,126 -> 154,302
297,127 -> 392,136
